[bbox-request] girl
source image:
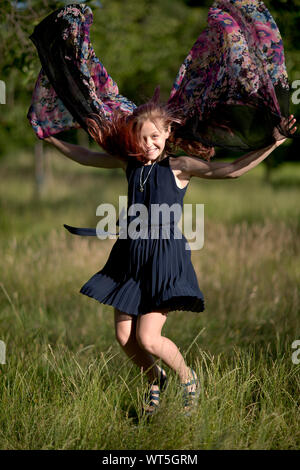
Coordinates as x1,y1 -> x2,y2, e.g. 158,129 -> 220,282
44,107 -> 296,417
27,1 -> 298,416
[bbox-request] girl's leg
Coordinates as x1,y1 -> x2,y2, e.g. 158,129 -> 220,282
135,310 -> 195,384
114,307 -> 163,383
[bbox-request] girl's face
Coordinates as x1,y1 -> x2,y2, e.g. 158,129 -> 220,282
140,119 -> 170,164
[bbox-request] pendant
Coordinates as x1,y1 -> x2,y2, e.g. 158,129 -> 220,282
139,185 -> 144,192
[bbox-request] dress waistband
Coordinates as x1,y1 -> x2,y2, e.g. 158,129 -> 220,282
63,224 -> 118,236
63,222 -> 178,237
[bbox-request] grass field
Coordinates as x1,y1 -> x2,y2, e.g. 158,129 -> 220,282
0,148 -> 299,449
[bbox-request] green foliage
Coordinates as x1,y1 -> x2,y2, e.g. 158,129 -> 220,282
0,0 -> 210,156
89,0 -> 209,103
0,0 -> 299,168
0,150 -> 299,449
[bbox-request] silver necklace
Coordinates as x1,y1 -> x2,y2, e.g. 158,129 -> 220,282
139,161 -> 157,192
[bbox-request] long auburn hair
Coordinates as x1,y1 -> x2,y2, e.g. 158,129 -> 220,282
85,87 -> 215,163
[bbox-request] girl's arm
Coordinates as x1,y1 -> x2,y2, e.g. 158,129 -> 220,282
44,136 -> 127,170
182,115 -> 297,180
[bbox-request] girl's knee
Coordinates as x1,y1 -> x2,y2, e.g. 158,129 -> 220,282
136,332 -> 157,353
115,324 -> 137,347
115,331 -> 131,348
114,308 -> 137,347
135,309 -> 168,349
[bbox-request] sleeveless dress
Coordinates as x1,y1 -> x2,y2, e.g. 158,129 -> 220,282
27,1 -> 298,149
26,1 -> 298,315
66,155 -> 205,316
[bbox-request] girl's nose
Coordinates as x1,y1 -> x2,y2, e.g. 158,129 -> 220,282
145,138 -> 152,148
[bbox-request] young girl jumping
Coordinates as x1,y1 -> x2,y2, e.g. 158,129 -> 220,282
27,1 -> 298,416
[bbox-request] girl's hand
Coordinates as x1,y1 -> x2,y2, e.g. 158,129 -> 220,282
273,114 -> 297,144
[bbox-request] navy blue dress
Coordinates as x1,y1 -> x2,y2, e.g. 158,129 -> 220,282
65,155 -> 205,316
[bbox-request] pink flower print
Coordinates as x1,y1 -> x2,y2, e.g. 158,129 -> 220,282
57,6 -> 81,19
218,15 -> 238,34
255,22 -> 279,48
268,42 -> 284,66
209,9 -> 238,34
230,33 -> 241,43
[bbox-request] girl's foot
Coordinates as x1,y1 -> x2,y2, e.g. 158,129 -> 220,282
180,367 -> 200,416
142,366 -> 168,416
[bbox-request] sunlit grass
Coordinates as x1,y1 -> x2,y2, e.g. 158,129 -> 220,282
0,150 -> 299,449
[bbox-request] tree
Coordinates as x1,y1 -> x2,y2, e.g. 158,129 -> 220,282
0,0 -> 299,174
0,0 -> 210,156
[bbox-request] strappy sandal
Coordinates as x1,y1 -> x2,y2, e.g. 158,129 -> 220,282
181,368 -> 200,416
142,367 -> 168,416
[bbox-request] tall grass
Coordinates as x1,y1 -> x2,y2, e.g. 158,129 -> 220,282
0,149 -> 299,449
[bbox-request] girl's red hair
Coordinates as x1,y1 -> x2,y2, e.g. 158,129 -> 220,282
85,87 -> 215,163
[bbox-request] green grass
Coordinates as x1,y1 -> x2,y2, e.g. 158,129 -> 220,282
0,149 -> 299,449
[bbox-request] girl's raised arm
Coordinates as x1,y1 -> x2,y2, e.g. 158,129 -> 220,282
182,115 -> 297,180
184,140 -> 281,179
44,136 -> 127,171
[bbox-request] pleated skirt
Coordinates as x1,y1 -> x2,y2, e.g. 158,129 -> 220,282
80,233 -> 205,316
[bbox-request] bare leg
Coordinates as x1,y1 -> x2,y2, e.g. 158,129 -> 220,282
114,307 -> 197,413
114,308 -> 163,383
136,310 -> 196,384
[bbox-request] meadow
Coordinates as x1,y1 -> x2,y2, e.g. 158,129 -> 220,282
0,147 -> 299,450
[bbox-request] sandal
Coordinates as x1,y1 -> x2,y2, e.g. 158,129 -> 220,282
180,368 -> 200,416
142,367 -> 168,416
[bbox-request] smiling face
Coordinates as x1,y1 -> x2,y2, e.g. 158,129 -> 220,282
139,119 -> 171,164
